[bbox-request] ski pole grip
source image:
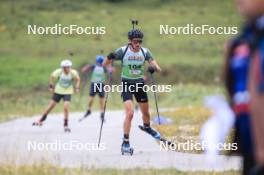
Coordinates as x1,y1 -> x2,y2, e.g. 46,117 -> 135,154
107,52 -> 117,60
147,66 -> 156,74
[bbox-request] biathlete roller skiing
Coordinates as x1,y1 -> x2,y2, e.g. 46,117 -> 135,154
32,60 -> 80,133
79,55 -> 109,122
103,20 -> 170,155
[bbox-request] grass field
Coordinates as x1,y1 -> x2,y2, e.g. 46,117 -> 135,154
0,83 -> 223,121
0,165 -> 240,175
155,106 -> 236,154
156,107 -> 211,153
0,0 -> 240,120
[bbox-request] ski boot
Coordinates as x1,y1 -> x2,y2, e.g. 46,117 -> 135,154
79,110 -> 91,122
100,112 -> 105,123
138,125 -> 161,140
84,109 -> 91,117
32,115 -> 46,126
139,125 -> 172,145
121,142 -> 134,156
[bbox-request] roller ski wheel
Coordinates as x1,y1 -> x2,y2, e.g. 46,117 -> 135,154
64,127 -> 71,133
32,121 -> 42,126
121,143 -> 134,156
121,147 -> 133,156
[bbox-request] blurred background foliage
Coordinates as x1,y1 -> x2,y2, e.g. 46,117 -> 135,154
0,0 -> 242,118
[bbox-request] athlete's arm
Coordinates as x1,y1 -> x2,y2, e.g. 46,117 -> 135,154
103,51 -> 117,66
49,75 -> 56,92
145,48 -> 161,72
81,64 -> 91,73
74,71 -> 81,93
148,59 -> 162,72
103,58 -> 112,67
75,77 -> 80,93
49,69 -> 61,92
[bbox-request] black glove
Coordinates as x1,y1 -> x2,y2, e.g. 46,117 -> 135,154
49,84 -> 54,89
107,52 -> 117,60
147,66 -> 156,74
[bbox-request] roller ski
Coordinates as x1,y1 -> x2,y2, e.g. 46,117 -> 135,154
79,109 -> 91,122
32,114 -> 47,126
32,121 -> 43,126
63,118 -> 71,133
121,142 -> 134,156
64,126 -> 71,133
138,125 -> 172,145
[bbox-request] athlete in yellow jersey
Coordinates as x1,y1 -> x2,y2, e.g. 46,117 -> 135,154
33,60 -> 80,132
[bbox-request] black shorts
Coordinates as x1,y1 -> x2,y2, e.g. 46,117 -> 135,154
52,93 -> 71,103
121,81 -> 148,103
89,82 -> 105,98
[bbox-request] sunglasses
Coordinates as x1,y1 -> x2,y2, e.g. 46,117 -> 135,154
132,39 -> 143,44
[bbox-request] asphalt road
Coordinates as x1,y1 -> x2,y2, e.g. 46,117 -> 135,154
0,110 -> 241,171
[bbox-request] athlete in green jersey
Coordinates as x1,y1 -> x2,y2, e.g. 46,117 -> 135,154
104,28 -> 162,152
33,60 -> 80,132
81,55 -> 109,121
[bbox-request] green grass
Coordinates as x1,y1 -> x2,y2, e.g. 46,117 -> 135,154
155,106 -> 211,153
0,83 -> 223,121
0,0 -> 240,119
0,0 -> 241,88
154,104 -> 234,154
0,165 -> 240,175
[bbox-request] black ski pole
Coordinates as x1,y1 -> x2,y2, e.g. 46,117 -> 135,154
97,64 -> 113,147
149,70 -> 161,125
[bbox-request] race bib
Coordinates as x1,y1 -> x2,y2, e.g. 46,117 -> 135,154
130,69 -> 141,75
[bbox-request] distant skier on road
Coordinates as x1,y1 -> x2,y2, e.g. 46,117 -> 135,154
80,55 -> 110,122
33,59 -> 80,132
